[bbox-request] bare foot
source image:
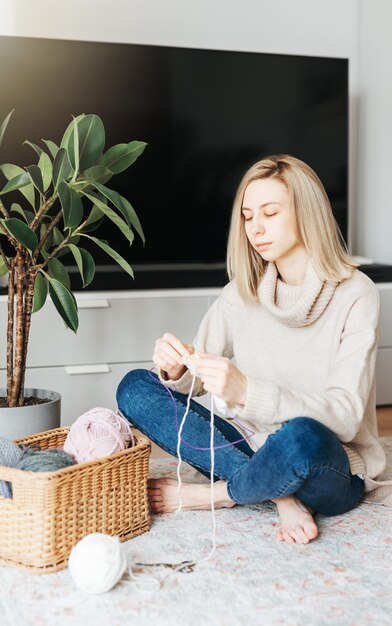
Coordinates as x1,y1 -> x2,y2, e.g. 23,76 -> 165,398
272,495 -> 318,544
147,477 -> 236,514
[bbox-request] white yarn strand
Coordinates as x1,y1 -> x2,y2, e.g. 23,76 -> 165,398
175,373 -> 197,512
173,365 -> 217,569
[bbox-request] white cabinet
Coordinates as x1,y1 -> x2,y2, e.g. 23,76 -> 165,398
1,281 -> 391,427
375,284 -> 392,405
0,288 -> 218,425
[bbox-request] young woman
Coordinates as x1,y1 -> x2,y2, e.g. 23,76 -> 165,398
116,155 -> 388,545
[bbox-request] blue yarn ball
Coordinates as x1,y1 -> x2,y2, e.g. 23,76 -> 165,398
0,437 -> 24,498
0,440 -> 76,499
16,447 -> 76,472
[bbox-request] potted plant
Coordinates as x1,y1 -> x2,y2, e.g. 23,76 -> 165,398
0,110 -> 146,438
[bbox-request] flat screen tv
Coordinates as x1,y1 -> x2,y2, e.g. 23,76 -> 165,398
0,35 -> 348,291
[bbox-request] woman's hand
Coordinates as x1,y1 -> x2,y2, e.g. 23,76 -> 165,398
153,333 -> 194,381
186,353 -> 247,407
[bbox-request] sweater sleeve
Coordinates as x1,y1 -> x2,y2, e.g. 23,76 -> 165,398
236,283 -> 380,443
157,282 -> 235,396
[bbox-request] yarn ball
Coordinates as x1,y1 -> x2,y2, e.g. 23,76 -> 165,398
15,447 -> 76,472
0,437 -> 24,498
63,407 -> 134,464
68,533 -> 127,594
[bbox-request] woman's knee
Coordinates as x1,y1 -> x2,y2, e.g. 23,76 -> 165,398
278,416 -> 344,466
116,368 -> 153,409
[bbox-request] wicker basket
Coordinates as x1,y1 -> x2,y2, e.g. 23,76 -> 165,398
0,427 -> 151,573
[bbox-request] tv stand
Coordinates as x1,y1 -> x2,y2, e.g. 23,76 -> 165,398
357,263 -> 392,283
67,263 -> 229,291
66,262 -> 392,292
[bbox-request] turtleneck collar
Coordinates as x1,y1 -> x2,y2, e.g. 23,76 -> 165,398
258,258 -> 338,327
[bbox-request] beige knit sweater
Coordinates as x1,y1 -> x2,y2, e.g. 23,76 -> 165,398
159,258 -> 392,506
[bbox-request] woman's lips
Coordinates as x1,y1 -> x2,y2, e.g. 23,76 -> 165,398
256,242 -> 272,250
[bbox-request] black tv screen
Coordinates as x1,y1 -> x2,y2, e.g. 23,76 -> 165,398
0,35 -> 348,290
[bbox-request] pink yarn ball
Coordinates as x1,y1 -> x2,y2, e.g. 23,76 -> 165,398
63,408 -> 135,463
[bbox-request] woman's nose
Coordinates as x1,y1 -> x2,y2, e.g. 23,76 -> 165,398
251,219 -> 265,236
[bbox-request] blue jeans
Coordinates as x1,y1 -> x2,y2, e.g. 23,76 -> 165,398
116,369 -> 365,516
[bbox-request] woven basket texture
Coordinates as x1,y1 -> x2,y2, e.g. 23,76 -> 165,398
0,427 -> 151,573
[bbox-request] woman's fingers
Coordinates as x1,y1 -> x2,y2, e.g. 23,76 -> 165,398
162,333 -> 193,360
153,333 -> 194,371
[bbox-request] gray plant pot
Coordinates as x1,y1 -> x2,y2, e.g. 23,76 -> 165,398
0,388 -> 61,440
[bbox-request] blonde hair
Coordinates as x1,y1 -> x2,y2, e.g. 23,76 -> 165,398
226,154 -> 358,303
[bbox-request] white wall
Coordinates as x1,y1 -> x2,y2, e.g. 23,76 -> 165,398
1,0 -> 385,261
357,0 -> 392,264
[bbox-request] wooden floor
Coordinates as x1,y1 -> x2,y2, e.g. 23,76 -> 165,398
145,405 -> 392,459
376,405 -> 392,436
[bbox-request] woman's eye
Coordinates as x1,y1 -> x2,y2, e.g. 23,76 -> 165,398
242,212 -> 277,221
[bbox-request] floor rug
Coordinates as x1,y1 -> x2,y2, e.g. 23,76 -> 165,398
0,438 -> 391,626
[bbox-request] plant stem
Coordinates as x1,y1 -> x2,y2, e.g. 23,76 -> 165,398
9,249 -> 25,407
33,210 -> 63,262
36,216 -> 90,273
30,195 -> 57,232
18,263 -> 35,406
6,260 -> 15,402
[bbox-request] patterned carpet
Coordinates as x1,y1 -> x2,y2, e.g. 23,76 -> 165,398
0,439 -> 391,626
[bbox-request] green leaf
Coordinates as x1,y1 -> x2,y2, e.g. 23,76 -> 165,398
32,272 -> 48,313
92,182 -> 144,242
0,164 -> 35,208
26,165 -> 45,195
66,243 -> 95,287
80,234 -> 134,279
52,148 -> 72,189
39,222 -> 53,254
68,114 -> 105,172
78,204 -> 104,233
99,141 -> 147,174
68,234 -> 80,246
71,180 -> 94,194
10,203 -> 34,224
42,139 -> 59,160
52,226 -> 64,245
38,151 -> 53,192
0,171 -> 30,195
115,195 -> 145,245
0,256 -> 9,277
58,181 -> 83,229
23,140 -> 43,158
79,214 -> 104,233
71,116 -> 79,180
48,257 -> 71,290
1,218 -> 38,252
43,272 -> 79,333
0,110 -> 14,150
60,114 -> 86,151
83,191 -> 134,244
80,165 -> 112,185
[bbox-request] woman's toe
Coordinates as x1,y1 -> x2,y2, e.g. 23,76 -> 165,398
304,521 -> 318,540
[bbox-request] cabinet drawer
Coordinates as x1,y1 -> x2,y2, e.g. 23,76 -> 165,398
0,295 -> 209,368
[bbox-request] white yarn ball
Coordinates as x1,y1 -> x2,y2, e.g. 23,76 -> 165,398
68,533 -> 127,594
